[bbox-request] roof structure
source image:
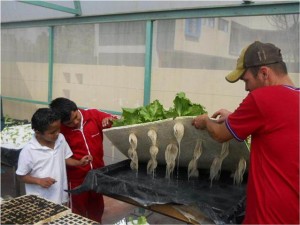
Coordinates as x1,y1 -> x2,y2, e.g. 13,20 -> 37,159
1,0 -> 255,23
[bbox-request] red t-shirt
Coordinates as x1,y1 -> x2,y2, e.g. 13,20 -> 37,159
226,85 -> 299,224
61,108 -> 113,182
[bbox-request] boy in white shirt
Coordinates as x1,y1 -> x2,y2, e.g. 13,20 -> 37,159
16,108 -> 92,204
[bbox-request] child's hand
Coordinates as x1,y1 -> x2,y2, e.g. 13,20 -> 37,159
38,177 -> 56,188
102,117 -> 116,128
80,155 -> 93,166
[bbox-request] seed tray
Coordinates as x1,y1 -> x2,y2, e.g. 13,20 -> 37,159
0,195 -> 71,225
46,213 -> 99,225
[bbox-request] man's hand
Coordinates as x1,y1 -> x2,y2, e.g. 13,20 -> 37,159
192,114 -> 209,129
211,109 -> 232,123
192,111 -> 234,143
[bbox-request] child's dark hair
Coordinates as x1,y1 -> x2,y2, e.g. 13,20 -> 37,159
31,108 -> 61,133
49,97 -> 78,123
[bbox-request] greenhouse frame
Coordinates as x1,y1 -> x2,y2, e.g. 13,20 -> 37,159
1,1 -> 299,121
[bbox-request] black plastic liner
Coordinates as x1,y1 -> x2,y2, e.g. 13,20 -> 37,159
1,147 -> 21,167
69,159 -> 247,224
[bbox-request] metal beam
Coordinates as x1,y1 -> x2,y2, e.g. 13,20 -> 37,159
73,0 -> 82,16
1,96 -> 49,106
144,20 -> 153,106
18,0 -> 82,16
48,26 -> 54,103
3,2 -> 299,29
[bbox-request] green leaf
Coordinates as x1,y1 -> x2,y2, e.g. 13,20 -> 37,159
182,104 -> 206,116
139,100 -> 166,122
112,107 -> 142,127
128,216 -> 134,224
172,92 -> 207,117
172,92 -> 191,117
138,216 -> 147,225
112,92 -> 207,127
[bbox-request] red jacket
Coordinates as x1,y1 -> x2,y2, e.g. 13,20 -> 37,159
60,108 -> 113,182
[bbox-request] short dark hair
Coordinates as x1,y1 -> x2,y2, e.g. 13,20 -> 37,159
31,108 -> 60,133
49,97 -> 78,123
267,61 -> 288,74
248,61 -> 288,78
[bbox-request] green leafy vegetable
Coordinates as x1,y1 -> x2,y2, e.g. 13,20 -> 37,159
112,92 -> 207,127
138,216 -> 147,224
128,216 -> 148,225
139,100 -> 166,122
167,92 -> 207,118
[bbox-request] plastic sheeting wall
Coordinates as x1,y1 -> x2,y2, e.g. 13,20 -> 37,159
2,14 -> 299,120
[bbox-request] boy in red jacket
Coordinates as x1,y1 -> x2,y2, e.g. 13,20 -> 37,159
50,98 -> 115,223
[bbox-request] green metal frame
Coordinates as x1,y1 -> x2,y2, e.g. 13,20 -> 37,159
3,2 -> 299,29
1,1 -> 299,115
48,26 -> 54,103
18,0 -> 82,16
144,20 -> 153,106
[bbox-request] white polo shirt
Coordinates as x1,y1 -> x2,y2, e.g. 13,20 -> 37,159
16,133 -> 73,204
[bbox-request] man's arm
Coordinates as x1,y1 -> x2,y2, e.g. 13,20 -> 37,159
192,114 -> 233,143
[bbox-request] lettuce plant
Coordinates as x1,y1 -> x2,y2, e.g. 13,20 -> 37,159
113,92 -> 207,127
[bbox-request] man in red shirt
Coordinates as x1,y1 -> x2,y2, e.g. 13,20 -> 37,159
192,41 -> 299,224
50,98 -> 116,223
